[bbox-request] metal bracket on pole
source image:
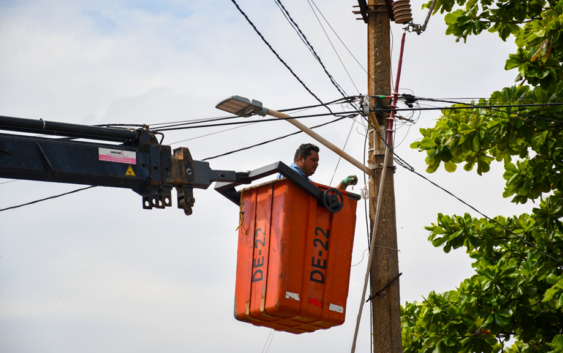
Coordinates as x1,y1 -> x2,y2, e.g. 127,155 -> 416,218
368,163 -> 396,173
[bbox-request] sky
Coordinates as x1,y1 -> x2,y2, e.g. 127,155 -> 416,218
0,1 -> 532,352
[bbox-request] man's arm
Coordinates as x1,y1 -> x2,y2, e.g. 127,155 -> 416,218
337,175 -> 358,191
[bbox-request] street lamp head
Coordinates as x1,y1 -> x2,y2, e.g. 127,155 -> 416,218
215,96 -> 268,117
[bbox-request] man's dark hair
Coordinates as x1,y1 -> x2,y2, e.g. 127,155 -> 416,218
294,143 -> 320,162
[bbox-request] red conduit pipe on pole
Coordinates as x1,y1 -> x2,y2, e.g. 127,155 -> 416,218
387,31 -> 406,146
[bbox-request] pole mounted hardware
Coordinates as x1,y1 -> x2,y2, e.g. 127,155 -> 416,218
353,0 -> 395,23
392,0 -> 412,24
365,273 -> 403,302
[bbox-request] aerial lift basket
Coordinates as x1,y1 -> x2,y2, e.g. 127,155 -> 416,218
233,178 -> 359,334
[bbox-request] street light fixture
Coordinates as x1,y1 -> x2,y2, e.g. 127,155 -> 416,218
215,95 -> 371,175
215,96 -> 268,117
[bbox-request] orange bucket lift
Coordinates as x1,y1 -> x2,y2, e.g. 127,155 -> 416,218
215,162 -> 360,334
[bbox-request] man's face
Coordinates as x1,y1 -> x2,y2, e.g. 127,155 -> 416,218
296,150 -> 319,177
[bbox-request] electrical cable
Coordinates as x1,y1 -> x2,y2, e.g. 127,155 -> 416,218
261,330 -> 274,353
407,167 -> 563,265
274,0 -> 318,59
99,97 -> 360,132
329,116 -> 356,186
150,115 -> 249,131
274,0 -> 349,98
277,95 -> 361,112
308,0 -> 379,95
0,179 -> 19,185
154,111 -> 359,132
306,0 -> 360,94
0,114 -> 354,213
362,122 -> 374,353
265,331 -> 275,353
352,248 -> 369,267
416,97 -> 563,125
393,122 -> 412,148
169,123 -> 255,145
411,99 -> 560,128
156,100 -> 563,133
154,96 -> 361,131
370,102 -> 563,125
9,97 -> 563,223
230,0 -> 334,114
362,115 -> 563,265
202,114 -> 355,161
427,97 -> 563,102
272,0 -> 364,116
0,186 -> 97,212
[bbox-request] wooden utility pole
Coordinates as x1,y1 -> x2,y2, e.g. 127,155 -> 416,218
365,0 -> 402,352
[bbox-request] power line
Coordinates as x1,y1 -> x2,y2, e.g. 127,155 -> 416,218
0,115 -> 352,211
329,116 -> 356,185
230,0 -> 334,114
151,99 -> 563,133
154,111 -> 358,132
406,167 -> 562,264
415,97 -> 563,125
169,123 -> 255,145
0,186 -> 97,212
202,114 -> 354,161
371,101 -> 563,122
168,105 -> 331,146
95,97 -> 360,131
0,179 -> 19,185
154,96 -> 361,131
274,0 -> 349,98
153,100 -> 563,133
308,0 -> 379,93
278,95 -> 361,112
421,96 -> 563,102
362,116 -> 563,265
262,330 -> 275,353
306,0 -> 360,94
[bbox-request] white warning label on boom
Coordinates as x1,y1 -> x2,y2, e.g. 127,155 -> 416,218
98,148 -> 136,165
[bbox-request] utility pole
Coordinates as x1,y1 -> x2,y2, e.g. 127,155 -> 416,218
364,0 -> 402,352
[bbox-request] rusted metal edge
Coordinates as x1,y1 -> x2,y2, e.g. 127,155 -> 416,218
383,0 -> 395,21
356,0 -> 368,23
357,0 -> 396,24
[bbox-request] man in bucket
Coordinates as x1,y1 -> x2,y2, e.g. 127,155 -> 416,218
277,143 -> 357,191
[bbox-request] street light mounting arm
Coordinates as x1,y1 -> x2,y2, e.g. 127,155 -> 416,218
216,95 -> 372,176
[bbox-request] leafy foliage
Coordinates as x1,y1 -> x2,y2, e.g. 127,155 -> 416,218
402,205 -> 563,353
404,1 -> 563,352
410,84 -> 563,205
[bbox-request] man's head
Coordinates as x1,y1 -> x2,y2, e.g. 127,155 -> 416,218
294,143 -> 320,177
